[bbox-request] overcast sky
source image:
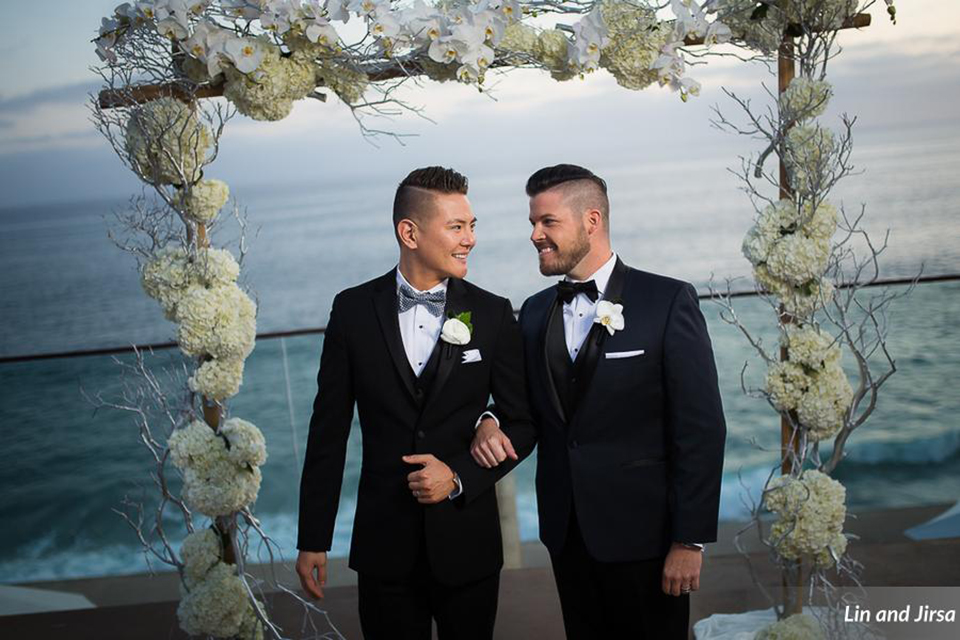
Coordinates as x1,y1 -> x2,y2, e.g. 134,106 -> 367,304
1,1 -> 958,210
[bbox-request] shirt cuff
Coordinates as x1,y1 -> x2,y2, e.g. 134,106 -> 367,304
474,411 -> 500,430
680,542 -> 705,551
448,473 -> 463,500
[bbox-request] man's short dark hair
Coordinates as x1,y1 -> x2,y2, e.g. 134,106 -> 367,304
526,164 -> 610,227
393,166 -> 469,231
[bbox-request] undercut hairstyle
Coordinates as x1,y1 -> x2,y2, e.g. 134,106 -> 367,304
393,166 -> 469,233
526,164 -> 610,230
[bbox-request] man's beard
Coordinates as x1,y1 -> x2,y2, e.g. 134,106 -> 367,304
539,227 -> 590,276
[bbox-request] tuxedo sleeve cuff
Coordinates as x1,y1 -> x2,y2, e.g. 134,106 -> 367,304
448,473 -> 463,500
474,411 -> 500,430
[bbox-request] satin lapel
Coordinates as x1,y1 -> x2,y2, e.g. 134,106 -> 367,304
424,277 -> 468,408
570,258 -> 629,420
373,269 -> 418,402
541,292 -> 567,423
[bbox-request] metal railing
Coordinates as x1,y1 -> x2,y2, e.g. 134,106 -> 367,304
2,273 -> 954,365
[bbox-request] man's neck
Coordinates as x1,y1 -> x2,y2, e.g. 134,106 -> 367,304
398,256 -> 444,291
567,247 -> 614,282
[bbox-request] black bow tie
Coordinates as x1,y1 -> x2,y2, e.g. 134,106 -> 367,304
557,280 -> 599,304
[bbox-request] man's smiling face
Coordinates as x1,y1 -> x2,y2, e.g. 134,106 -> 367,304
413,192 -> 477,281
529,188 -> 590,277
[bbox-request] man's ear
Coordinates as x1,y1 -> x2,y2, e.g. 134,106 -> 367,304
397,219 -> 418,250
585,208 -> 603,236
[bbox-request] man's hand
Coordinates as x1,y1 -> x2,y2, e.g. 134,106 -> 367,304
470,418 -> 517,468
403,454 -> 456,504
662,543 -> 702,597
296,550 -> 327,599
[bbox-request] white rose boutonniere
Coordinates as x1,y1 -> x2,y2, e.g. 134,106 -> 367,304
594,301 -> 625,336
441,311 -> 473,346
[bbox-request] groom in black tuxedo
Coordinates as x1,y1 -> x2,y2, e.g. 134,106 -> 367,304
472,164 -> 726,638
296,167 -> 535,639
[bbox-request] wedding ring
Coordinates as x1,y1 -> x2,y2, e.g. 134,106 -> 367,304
681,586 -> 691,594
413,490 -> 420,498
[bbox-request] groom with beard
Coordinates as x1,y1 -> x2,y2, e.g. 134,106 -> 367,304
472,164 -> 726,638
296,166 -> 536,640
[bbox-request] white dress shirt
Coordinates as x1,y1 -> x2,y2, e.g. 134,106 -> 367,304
396,269 -> 446,377
563,252 -> 618,360
395,268 -> 464,499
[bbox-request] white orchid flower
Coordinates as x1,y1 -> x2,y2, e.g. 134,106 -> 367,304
306,20 -> 339,46
369,12 -> 400,40
224,37 -> 264,73
704,19 -> 731,45
457,64 -> 480,83
324,0 -> 350,23
472,0 -> 502,14
460,43 -> 495,72
157,17 -> 189,39
500,0 -> 522,22
428,36 -> 460,64
221,0 -> 260,20
594,301 -> 625,336
136,1 -> 158,20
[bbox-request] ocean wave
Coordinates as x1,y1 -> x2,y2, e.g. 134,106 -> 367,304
839,430 -> 960,465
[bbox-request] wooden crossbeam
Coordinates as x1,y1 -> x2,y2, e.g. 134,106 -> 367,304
98,12 -> 872,109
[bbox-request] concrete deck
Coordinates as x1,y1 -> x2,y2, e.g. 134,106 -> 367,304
2,504 -> 958,638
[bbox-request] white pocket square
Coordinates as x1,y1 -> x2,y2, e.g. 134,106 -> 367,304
462,349 -> 482,364
605,349 -> 645,359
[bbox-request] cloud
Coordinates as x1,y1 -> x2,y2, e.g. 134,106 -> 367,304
0,80 -> 101,114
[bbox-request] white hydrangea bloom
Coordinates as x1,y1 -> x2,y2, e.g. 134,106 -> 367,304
782,77 -> 833,122
498,22 -> 538,56
125,97 -> 212,185
223,43 -> 317,121
756,613 -> 825,640
714,0 -> 786,54
180,528 -> 221,588
754,264 -> 834,318
183,462 -> 262,516
141,246 -> 241,320
791,0 -> 859,31
765,232 -> 831,286
536,30 -> 576,81
189,357 -> 245,401
142,246 -> 196,320
176,283 -> 257,361
785,124 -> 836,197
765,471 -> 847,568
238,600 -> 266,640
765,361 -> 808,412
315,57 -> 369,104
797,363 -> 853,441
177,179 -> 230,224
221,417 -> 268,468
765,325 -> 852,439
782,325 -> 839,370
168,420 -> 264,516
177,562 -> 249,637
169,420 -> 223,472
598,0 -> 670,91
742,199 -> 837,271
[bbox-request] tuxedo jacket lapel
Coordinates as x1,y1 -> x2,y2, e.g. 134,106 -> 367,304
570,257 -> 629,423
373,269 -> 419,402
423,277 -> 468,409
540,293 -> 567,423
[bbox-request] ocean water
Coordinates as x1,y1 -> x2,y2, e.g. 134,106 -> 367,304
1,128 -> 959,583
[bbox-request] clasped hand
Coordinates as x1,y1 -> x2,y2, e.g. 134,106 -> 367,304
403,454 -> 455,504
470,417 -> 517,468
